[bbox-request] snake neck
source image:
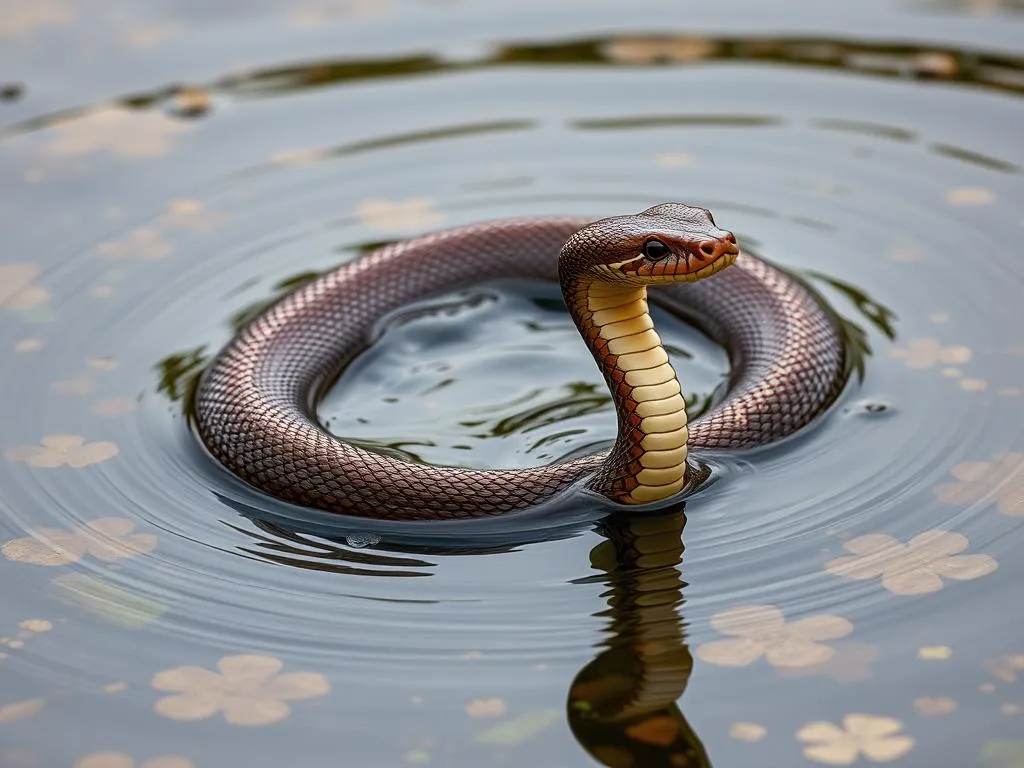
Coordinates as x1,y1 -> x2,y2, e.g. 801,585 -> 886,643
564,280 -> 689,504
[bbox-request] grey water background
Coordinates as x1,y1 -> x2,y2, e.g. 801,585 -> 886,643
1,1 -> 1023,766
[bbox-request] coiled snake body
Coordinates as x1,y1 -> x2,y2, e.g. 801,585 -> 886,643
196,204 -> 846,520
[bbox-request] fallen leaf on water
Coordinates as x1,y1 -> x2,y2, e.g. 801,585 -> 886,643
51,574 -> 168,628
475,709 -> 560,746
980,740 -> 1024,768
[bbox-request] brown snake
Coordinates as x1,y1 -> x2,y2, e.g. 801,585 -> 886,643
195,204 -> 846,520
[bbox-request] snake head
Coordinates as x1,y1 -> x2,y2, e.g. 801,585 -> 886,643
560,202 -> 740,286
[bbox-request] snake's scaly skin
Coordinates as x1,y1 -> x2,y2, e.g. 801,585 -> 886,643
195,216 -> 846,520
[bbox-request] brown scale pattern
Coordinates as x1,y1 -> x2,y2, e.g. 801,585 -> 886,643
195,213 -> 846,520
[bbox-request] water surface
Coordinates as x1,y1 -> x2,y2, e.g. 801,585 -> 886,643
2,1 -> 1023,766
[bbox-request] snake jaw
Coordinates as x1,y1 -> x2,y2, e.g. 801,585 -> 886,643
606,247 -> 740,286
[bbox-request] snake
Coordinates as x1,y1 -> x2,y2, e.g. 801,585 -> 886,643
195,203 -> 847,520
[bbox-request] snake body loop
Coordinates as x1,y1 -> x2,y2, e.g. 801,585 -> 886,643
195,206 -> 847,520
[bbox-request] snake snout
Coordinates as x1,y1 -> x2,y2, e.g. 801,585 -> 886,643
698,232 -> 739,261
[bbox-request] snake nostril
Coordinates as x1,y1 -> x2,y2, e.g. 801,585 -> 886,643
699,242 -> 716,257
723,232 -> 736,244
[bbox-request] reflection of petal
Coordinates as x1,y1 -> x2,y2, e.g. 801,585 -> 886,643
695,637 -> 764,666
860,735 -> 915,762
217,654 -> 283,682
787,615 -> 854,642
843,713 -> 902,738
709,605 -> 784,636
222,696 -> 290,726
934,554 -> 998,581
154,691 -> 223,721
906,530 -> 967,557
881,570 -> 944,595
262,672 -> 331,700
765,641 -> 834,669
152,665 -> 222,692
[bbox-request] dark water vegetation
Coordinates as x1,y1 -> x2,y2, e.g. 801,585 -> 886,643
1,1 -> 1023,766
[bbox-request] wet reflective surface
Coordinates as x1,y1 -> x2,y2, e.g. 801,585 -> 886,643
2,1 -> 1024,766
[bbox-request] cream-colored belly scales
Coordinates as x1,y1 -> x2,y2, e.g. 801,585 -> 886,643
589,287 -> 689,503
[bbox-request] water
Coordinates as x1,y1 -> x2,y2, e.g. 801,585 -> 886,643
2,1 -> 1023,766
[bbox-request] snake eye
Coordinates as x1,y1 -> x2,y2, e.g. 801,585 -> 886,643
642,239 -> 670,260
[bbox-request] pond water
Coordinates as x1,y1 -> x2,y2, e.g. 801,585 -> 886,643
2,1 -> 1023,766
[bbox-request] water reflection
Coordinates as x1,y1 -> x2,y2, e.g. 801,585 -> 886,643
568,509 -> 711,768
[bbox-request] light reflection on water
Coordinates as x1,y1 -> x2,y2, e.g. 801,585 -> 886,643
1,5 -> 1024,768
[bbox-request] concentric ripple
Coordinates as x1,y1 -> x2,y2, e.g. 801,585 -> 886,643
1,12 -> 1023,768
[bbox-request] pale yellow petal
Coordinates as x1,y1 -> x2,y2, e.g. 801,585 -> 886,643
787,614 -> 854,642
41,434 -> 85,450
825,554 -> 886,581
694,637 -> 764,666
729,722 -> 766,742
5,284 -> 49,310
222,696 -> 290,726
709,605 -> 784,637
842,534 -> 900,555
913,696 -> 957,716
796,721 -> 850,743
933,481 -> 983,506
151,665 -> 222,692
86,517 -> 136,537
88,532 -> 158,561
0,698 -> 45,723
67,441 -> 119,468
2,529 -> 86,565
882,570 -> 944,595
933,554 -> 998,581
154,691 -> 222,721
75,752 -> 135,768
949,461 -> 993,482
843,713 -> 902,738
860,735 -> 915,762
999,493 -> 1024,517
906,530 -> 967,557
802,741 -> 860,766
217,654 -> 283,682
261,672 -> 330,700
3,445 -> 47,463
765,641 -> 835,669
